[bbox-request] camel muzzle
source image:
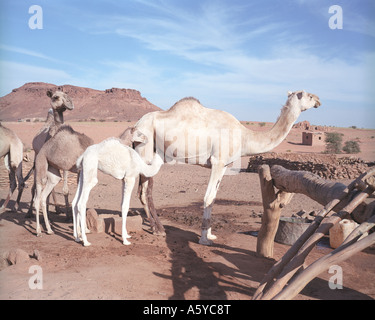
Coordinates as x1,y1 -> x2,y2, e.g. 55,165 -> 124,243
314,100 -> 321,108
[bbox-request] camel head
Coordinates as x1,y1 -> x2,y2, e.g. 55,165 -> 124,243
287,90 -> 321,112
119,127 -> 148,146
46,90 -> 74,112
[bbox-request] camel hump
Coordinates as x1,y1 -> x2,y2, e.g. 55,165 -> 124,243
55,124 -> 75,135
169,97 -> 203,112
57,124 -> 94,145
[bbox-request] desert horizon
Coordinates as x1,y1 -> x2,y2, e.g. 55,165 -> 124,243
2,82 -> 374,130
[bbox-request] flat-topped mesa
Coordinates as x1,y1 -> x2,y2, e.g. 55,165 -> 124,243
0,82 -> 161,122
104,88 -> 149,102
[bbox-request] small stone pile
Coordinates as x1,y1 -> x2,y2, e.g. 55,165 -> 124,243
0,249 -> 41,270
247,152 -> 372,179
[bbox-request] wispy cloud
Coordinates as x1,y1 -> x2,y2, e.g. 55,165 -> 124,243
0,44 -> 63,64
84,1 -> 285,65
72,0 -> 372,126
1,0 -> 373,127
345,11 -> 375,38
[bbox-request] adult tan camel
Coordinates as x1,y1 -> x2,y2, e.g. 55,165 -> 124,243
26,89 -> 74,218
32,90 -> 74,153
134,90 -> 321,245
33,125 -> 93,236
0,124 -> 25,213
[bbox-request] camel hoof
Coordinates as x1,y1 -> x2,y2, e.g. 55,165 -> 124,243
207,234 -> 217,240
199,238 -> 213,246
0,207 -> 6,214
123,240 -> 131,246
36,232 -> 42,237
153,229 -> 166,237
83,241 -> 91,247
25,212 -> 33,219
47,230 -> 54,235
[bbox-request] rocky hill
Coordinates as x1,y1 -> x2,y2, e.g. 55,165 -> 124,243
0,82 -> 161,122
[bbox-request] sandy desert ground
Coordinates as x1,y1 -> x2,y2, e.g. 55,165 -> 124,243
0,120 -> 374,301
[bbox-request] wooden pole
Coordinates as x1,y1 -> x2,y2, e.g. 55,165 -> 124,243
274,231 -> 375,300
253,167 -> 356,300
270,165 -> 374,223
257,165 -> 293,258
270,165 -> 348,206
254,167 -> 375,300
260,186 -> 374,300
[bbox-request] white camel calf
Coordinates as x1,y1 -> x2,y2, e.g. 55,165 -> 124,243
72,135 -> 164,246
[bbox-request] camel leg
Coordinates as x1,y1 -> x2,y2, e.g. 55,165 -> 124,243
121,177 -> 136,245
34,167 -> 61,236
31,180 -> 61,219
199,163 -> 227,245
72,170 -> 83,243
40,168 -> 61,235
78,167 -> 98,247
0,171 -> 16,214
146,177 -> 165,235
62,170 -> 71,220
0,155 -> 17,213
34,183 -> 42,236
26,179 -> 36,218
138,176 -> 153,221
138,176 -> 165,235
27,170 -> 51,218
50,189 -> 61,214
13,163 -> 24,212
0,172 -> 16,214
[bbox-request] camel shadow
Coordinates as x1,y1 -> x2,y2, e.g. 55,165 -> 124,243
0,201 -> 75,242
153,223 -> 374,300
153,225 -> 273,300
153,225 -> 226,300
287,141 -> 304,146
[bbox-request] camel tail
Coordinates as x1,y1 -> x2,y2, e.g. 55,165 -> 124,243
9,138 -> 23,169
24,165 -> 34,182
76,154 -> 84,171
34,152 -> 48,185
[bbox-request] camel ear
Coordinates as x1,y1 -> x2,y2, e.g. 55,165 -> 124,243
287,91 -> 293,97
132,129 -> 148,144
46,90 -> 53,98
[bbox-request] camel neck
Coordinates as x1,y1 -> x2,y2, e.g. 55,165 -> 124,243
53,110 -> 64,125
241,104 -> 300,156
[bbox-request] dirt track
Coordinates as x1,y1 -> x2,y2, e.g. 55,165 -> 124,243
0,121 -> 374,300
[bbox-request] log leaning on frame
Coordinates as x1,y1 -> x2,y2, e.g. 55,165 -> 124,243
254,165 -> 375,300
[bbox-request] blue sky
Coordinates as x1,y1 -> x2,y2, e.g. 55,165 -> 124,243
0,0 -> 374,128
